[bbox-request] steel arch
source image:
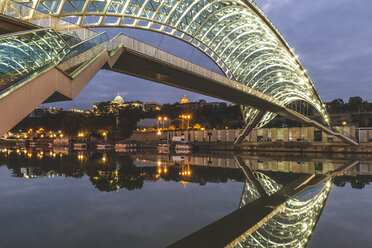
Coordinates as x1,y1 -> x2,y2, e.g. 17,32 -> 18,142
4,0 -> 330,126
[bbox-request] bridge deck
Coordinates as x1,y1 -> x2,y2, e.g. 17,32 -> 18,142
0,29 -> 358,145
110,36 -> 358,145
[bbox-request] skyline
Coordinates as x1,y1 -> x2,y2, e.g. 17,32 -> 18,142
43,0 -> 372,110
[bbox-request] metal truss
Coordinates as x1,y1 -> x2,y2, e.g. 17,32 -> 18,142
2,0 -> 330,126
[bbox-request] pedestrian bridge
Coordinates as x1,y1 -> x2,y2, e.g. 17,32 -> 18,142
0,0 -> 358,145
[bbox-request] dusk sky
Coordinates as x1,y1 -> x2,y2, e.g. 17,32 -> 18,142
44,0 -> 372,110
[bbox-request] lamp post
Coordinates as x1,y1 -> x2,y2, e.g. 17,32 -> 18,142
157,116 -> 168,135
179,114 -> 191,130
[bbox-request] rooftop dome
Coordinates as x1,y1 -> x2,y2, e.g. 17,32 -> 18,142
181,94 -> 189,104
113,93 -> 124,104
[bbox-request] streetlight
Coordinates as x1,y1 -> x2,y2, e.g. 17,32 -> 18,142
179,114 -> 191,130
163,117 -> 167,130
157,116 -> 168,133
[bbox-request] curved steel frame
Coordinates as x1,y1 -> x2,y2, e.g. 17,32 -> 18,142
3,0 -> 330,126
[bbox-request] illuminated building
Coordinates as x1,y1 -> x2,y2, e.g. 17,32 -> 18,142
144,102 -> 163,112
93,93 -> 144,115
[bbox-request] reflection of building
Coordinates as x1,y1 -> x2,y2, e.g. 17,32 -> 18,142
176,95 -> 227,112
19,167 -> 61,179
144,102 -> 163,111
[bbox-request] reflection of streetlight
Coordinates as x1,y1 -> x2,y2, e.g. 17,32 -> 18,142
101,153 -> 107,163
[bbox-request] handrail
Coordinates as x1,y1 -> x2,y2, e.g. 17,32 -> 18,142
69,31 -> 108,49
117,34 -> 284,107
2,1 -> 97,41
285,109 -> 358,145
0,27 -> 50,39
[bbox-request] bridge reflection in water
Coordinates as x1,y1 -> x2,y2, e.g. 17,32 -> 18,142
165,154 -> 357,248
0,149 -> 363,247
233,172 -> 331,248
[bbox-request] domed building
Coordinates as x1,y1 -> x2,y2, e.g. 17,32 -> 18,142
181,95 -> 189,104
113,93 -> 124,104
108,93 -> 125,113
176,94 -> 227,112
93,93 -> 144,115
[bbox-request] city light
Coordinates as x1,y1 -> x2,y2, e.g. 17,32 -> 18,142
157,116 -> 168,133
179,114 -> 192,130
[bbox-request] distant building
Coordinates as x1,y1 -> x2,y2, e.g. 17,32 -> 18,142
144,102 -> 163,111
28,107 -> 64,118
93,93 -> 144,115
126,100 -> 144,109
28,107 -> 48,118
176,95 -> 227,112
48,107 -> 63,114
69,108 -> 84,113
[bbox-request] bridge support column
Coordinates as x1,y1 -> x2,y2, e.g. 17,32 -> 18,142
235,110 -> 266,144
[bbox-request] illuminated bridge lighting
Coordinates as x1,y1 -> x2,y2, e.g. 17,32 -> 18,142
2,0 -> 330,127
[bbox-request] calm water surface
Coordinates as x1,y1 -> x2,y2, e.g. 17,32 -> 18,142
0,149 -> 371,247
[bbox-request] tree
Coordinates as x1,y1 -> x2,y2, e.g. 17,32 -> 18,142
61,112 -> 84,137
161,103 -> 181,120
326,98 -> 345,114
117,106 -> 143,138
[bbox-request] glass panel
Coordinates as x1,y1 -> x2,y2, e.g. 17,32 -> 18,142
57,32 -> 109,77
0,28 -> 69,93
3,2 -> 97,41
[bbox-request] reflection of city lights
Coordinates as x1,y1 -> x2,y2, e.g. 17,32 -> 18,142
77,153 -> 85,161
180,165 -> 191,177
101,154 -> 107,163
